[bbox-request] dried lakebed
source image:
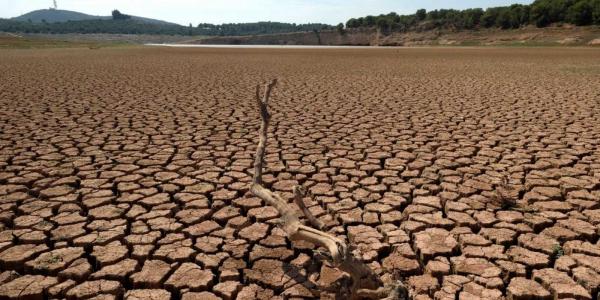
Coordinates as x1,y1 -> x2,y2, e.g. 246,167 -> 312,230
0,47 -> 599,299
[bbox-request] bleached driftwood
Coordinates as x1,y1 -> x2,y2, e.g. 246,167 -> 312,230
250,79 -> 407,300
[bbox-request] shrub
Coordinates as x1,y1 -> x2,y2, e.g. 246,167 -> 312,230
111,10 -> 131,21
416,9 -> 427,21
336,23 -> 345,35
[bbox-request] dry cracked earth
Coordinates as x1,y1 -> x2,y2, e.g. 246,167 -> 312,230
0,47 -> 599,300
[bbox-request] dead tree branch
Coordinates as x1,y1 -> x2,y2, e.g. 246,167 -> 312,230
250,80 -> 407,300
293,185 -> 325,230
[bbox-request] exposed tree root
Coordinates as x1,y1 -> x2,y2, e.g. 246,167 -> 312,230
249,79 -> 407,300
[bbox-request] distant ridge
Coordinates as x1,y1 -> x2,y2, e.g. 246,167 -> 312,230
2,9 -> 332,36
12,9 -> 178,26
13,9 -> 103,23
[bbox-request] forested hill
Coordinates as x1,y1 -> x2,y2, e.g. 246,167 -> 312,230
12,9 -> 177,26
345,0 -> 600,32
13,9 -> 106,23
1,9 -> 332,36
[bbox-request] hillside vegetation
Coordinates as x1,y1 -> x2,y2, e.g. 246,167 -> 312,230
345,0 -> 600,32
13,9 -> 104,23
12,9 -> 177,26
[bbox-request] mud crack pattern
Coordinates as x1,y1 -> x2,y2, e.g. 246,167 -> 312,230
0,47 -> 600,299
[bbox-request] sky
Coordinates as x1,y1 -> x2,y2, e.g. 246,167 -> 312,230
1,0 -> 534,25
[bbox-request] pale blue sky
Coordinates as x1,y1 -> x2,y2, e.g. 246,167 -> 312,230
1,0 -> 534,25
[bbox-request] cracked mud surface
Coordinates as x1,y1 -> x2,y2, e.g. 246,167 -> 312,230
0,47 -> 599,299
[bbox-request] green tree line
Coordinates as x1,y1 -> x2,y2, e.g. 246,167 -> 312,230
346,0 -> 600,31
195,22 -> 331,36
0,17 -> 332,36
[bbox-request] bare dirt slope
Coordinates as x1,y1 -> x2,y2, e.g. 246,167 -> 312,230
0,47 -> 600,299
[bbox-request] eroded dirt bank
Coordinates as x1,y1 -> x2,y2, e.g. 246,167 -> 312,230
192,26 -> 600,46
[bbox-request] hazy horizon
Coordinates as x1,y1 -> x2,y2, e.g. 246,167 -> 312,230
2,0 -> 534,26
